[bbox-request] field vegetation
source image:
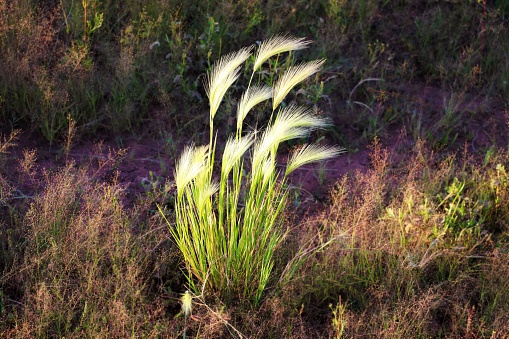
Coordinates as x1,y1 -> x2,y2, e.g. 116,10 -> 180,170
1,0 -> 509,337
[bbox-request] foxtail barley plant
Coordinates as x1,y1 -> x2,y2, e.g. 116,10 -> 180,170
160,35 -> 344,305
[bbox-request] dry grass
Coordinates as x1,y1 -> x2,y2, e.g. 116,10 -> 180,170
0,140 -> 177,337
0,127 -> 509,337
288,140 -> 509,337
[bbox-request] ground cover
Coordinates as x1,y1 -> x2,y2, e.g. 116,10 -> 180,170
1,0 -> 509,337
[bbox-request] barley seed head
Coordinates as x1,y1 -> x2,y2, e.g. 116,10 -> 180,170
237,86 -> 273,130
205,47 -> 253,119
222,133 -> 255,176
181,290 -> 192,318
273,59 -> 325,110
254,35 -> 311,72
252,104 -> 331,169
175,144 -> 209,199
286,144 -> 345,175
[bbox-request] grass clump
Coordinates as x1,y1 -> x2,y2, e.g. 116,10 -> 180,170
0,146 -> 177,337
160,35 -> 343,306
290,141 -> 509,337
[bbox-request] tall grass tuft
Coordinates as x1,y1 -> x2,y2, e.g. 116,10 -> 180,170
160,36 -> 343,305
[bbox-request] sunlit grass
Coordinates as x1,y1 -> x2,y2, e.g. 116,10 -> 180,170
160,36 -> 343,305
